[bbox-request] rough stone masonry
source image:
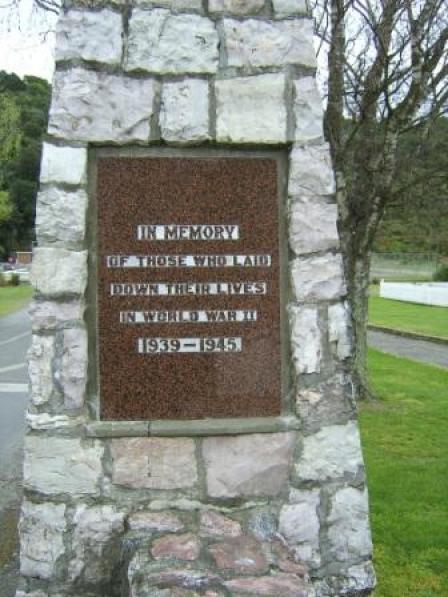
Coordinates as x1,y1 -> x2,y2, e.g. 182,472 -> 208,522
19,0 -> 376,595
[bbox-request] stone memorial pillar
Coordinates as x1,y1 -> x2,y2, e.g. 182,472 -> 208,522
18,1 -> 375,595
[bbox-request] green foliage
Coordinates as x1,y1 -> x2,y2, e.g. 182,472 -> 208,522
433,266 -> 448,282
0,191 -> 13,224
361,350 -> 448,596
0,71 -> 51,258
9,272 -> 20,286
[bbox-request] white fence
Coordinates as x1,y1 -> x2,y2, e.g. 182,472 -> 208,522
380,281 -> 448,307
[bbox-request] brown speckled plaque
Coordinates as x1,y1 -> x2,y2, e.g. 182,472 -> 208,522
96,155 -> 282,420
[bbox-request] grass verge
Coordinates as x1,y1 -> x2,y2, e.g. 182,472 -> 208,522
360,349 -> 448,596
0,284 -> 33,317
369,294 -> 448,340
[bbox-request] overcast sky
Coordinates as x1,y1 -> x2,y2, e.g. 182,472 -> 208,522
0,0 -> 57,81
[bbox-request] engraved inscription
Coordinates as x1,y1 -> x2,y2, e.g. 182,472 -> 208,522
137,337 -> 242,353
137,224 -> 239,240
120,310 -> 257,323
110,281 -> 267,296
107,254 -> 272,268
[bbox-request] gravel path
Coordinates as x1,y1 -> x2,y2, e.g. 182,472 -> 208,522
368,329 -> 448,368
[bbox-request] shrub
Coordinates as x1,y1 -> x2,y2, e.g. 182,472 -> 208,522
433,265 -> 448,281
9,273 -> 20,286
0,272 -> 6,287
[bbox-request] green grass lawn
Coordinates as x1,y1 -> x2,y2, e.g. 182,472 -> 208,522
361,349 -> 448,596
0,284 -> 33,316
369,292 -> 448,340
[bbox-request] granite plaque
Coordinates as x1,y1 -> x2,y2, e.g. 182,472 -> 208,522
95,153 -> 284,420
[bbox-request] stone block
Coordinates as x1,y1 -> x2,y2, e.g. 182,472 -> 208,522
199,510 -> 242,538
27,334 -> 55,406
327,487 -> 373,562
203,432 -> 295,498
297,421 -> 363,482
289,201 -> 339,255
289,305 -> 321,374
209,0 -> 264,14
29,299 -> 84,331
160,79 -> 209,143
289,144 -> 335,196
111,438 -> 198,489
135,0 -> 202,8
26,412 -> 85,430
328,301 -> 352,359
31,248 -> 87,297
128,511 -> 184,533
56,8 -> 122,65
68,504 -> 125,582
216,74 -> 287,143
273,0 -> 308,16
48,68 -> 158,142
224,18 -> 316,69
24,436 -> 103,495
19,500 -> 66,580
290,253 -> 346,302
208,536 -> 268,574
224,574 -> 314,595
294,77 -> 324,142
59,327 -> 88,409
151,533 -> 200,560
40,143 -> 87,186
126,10 -> 218,74
279,489 -> 320,567
36,187 -> 87,247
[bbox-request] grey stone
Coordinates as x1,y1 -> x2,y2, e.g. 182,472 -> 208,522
289,144 -> 335,196
280,489 -> 320,567
224,18 -> 316,69
289,305 -> 321,374
297,421 -> 363,482
209,0 -> 264,14
273,0 -> 308,17
203,432 -> 295,498
160,79 -> 209,143
247,510 -> 277,540
24,436 -> 103,495
199,510 -> 242,538
128,511 -> 185,533
26,412 -> 85,430
290,253 -> 346,302
126,10 -> 218,74
111,438 -> 198,489
56,8 -> 122,65
68,504 -> 125,582
48,68 -> 158,142
27,334 -> 55,406
216,74 -> 287,143
39,143 -> 87,186
289,201 -> 339,255
328,301 -> 352,359
327,487 -> 373,562
59,327 -> 88,409
224,574 -> 315,596
31,248 -> 87,297
294,77 -> 324,142
19,500 -> 66,580
136,0 -> 202,8
29,300 -> 84,331
36,187 -> 87,247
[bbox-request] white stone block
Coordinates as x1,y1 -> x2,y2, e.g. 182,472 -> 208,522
327,487 -> 373,561
160,79 -> 209,143
280,489 -> 320,567
210,0 -> 264,13
19,500 -> 66,580
56,8 -> 122,65
31,248 -> 87,297
289,144 -> 335,196
216,73 -> 287,143
135,0 -> 203,9
203,433 -> 295,498
59,327 -> 88,409
29,300 -> 84,331
291,253 -> 346,301
27,334 -> 55,406
26,412 -> 85,430
297,421 -> 363,481
224,18 -> 316,69
294,77 -> 324,142
126,10 -> 218,74
48,68 -> 157,143
289,201 -> 339,255
328,301 -> 352,359
273,0 -> 308,16
36,187 -> 87,247
111,438 -> 198,489
24,436 -> 104,495
289,305 -> 321,374
40,143 -> 87,186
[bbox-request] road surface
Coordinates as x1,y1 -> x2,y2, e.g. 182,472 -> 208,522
368,329 -> 448,369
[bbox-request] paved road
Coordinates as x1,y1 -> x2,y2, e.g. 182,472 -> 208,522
0,307 -> 31,597
368,329 -> 448,368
